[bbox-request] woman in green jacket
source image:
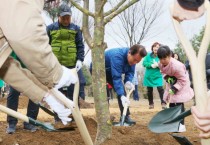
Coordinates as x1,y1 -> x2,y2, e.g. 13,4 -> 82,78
0,79 -> 4,97
143,42 -> 166,109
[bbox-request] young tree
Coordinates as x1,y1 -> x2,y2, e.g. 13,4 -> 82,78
69,0 -> 139,144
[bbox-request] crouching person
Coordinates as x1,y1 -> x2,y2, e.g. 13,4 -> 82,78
157,45 -> 194,132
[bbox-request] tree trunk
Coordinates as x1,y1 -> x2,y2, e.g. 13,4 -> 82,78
92,1 -> 112,145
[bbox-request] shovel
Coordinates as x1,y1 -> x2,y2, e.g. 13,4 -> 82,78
148,105 -> 183,133
0,104 -> 75,132
50,68 -> 93,145
113,88 -> 135,126
164,109 -> 191,124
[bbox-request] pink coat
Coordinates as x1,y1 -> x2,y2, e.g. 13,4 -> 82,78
159,58 -> 194,103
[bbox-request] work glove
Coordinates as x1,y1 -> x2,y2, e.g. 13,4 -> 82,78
164,75 -> 177,85
151,60 -> 159,68
125,81 -> 135,91
43,90 -> 75,125
75,60 -> 83,72
169,85 -> 178,95
121,95 -> 130,107
55,66 -> 78,89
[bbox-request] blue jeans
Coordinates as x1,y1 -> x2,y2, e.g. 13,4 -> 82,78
7,86 -> 39,125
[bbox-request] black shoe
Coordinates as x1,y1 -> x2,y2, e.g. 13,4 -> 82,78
23,122 -> 37,132
125,116 -> 136,124
6,124 -> 16,134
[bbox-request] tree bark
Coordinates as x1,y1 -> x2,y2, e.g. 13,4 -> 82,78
92,1 -> 112,144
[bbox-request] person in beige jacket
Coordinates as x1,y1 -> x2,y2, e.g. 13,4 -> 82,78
0,0 -> 77,127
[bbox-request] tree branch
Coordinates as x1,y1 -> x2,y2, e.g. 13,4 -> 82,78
104,0 -> 126,17
104,0 -> 139,24
69,0 -> 95,18
82,0 -> 93,48
99,0 -> 107,14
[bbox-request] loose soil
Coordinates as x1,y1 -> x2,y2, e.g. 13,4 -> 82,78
0,96 -> 201,145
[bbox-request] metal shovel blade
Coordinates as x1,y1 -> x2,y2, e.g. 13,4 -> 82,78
112,122 -> 135,126
164,109 -> 191,124
29,118 -> 75,132
148,105 -> 182,133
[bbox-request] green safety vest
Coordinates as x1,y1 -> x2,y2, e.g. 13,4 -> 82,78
50,28 -> 77,67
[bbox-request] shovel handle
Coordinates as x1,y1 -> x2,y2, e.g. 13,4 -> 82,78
170,0 -> 210,144
51,68 -> 93,145
122,88 -> 134,116
0,104 -> 29,122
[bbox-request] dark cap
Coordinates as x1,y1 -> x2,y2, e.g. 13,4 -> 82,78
177,0 -> 204,10
58,4 -> 72,16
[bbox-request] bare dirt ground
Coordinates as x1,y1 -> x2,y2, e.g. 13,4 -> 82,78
0,96 -> 201,145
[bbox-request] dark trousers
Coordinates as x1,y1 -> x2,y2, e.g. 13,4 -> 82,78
133,85 -> 139,100
169,103 -> 185,124
79,83 -> 86,100
7,86 -> 39,125
147,86 -> 165,105
106,71 -> 130,117
107,87 -> 113,100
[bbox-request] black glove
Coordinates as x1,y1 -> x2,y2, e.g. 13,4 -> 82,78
169,85 -> 178,95
164,75 -> 177,85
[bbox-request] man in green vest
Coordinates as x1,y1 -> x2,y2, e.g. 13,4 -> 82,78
47,3 -> 85,107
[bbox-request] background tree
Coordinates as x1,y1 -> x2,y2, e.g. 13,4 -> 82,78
44,0 -> 81,22
174,26 -> 210,62
107,0 -> 164,47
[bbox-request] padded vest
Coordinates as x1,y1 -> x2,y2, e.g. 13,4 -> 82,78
50,28 -> 77,67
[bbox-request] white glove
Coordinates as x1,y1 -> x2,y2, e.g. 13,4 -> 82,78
75,60 -> 82,72
125,81 -> 135,90
55,66 -> 78,89
43,90 -> 75,125
151,60 -> 159,68
121,95 -> 130,107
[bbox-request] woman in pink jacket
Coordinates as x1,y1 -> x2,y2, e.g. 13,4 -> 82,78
157,45 -> 194,132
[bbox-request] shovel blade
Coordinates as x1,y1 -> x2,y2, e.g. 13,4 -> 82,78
164,109 -> 191,124
148,106 -> 182,133
29,118 -> 75,132
112,122 -> 135,126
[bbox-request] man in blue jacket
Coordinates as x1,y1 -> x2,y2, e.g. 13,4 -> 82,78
105,44 -> 147,123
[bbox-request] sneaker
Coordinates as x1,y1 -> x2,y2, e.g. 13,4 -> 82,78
23,123 -> 37,132
125,116 -> 136,124
6,124 -> 16,134
161,103 -> 167,109
178,123 -> 186,132
149,104 -> 154,109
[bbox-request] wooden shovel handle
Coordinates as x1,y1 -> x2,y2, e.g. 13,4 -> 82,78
0,104 -> 29,123
122,88 -> 134,116
170,0 -> 210,144
51,68 -> 93,145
